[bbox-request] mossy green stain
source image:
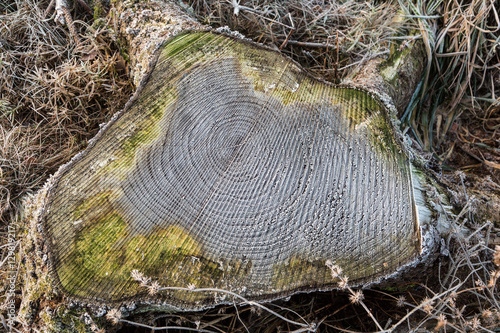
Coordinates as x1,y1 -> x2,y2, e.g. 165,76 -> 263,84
161,32 -> 215,59
58,214 -> 127,298
73,191 -> 113,221
271,252 -> 402,292
337,88 -> 381,127
367,113 -> 401,158
57,211 -> 227,301
380,43 -> 413,86
330,87 -> 403,160
272,256 -> 332,290
104,91 -> 176,175
161,32 -> 353,109
329,87 -> 404,161
271,79 -> 324,106
51,307 -> 90,332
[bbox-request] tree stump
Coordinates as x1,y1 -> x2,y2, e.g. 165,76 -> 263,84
38,31 -> 424,310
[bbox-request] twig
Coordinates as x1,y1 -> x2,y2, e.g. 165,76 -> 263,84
233,303 -> 249,333
279,28 -> 295,50
281,40 -> 336,49
44,0 -> 55,18
119,319 -> 218,333
55,0 -> 81,45
156,286 -> 313,330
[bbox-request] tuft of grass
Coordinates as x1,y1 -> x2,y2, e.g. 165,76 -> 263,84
398,0 -> 500,154
187,0 -> 407,83
0,0 -> 134,224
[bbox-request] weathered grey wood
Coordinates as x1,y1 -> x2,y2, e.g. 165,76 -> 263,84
38,31 -> 421,309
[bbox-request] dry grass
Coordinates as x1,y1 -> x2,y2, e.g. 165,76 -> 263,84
188,0 -> 407,82
397,0 -> 500,154
0,0 -> 133,224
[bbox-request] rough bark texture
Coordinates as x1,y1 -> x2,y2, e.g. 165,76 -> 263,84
111,0 -> 204,86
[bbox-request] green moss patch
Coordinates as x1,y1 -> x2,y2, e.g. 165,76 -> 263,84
336,88 -> 382,127
57,213 -> 212,300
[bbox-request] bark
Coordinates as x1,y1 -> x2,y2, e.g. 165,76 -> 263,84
109,0 -> 204,86
344,40 -> 427,118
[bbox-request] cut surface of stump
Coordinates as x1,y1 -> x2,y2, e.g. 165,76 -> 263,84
41,31 -> 421,309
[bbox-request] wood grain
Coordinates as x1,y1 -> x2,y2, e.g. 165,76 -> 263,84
41,32 -> 421,309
